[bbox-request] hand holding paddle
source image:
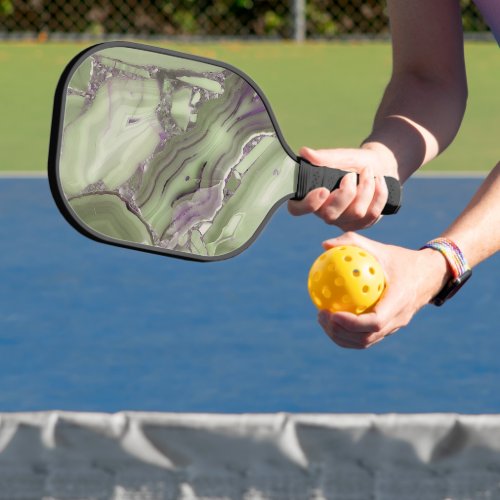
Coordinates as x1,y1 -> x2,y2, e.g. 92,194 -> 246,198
289,146 -> 400,231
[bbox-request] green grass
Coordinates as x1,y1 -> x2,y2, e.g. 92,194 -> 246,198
0,40 -> 497,172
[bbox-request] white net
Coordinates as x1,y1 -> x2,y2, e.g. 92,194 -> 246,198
0,412 -> 500,499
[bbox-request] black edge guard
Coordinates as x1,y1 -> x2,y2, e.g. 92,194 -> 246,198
292,158 -> 402,215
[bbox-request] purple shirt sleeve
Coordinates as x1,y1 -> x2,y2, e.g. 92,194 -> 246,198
473,0 -> 500,45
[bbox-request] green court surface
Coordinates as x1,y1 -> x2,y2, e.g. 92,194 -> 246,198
0,40 -> 497,173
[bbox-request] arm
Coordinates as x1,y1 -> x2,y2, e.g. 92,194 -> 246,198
363,0 -> 468,182
288,0 -> 468,227
318,162 -> 500,349
441,163 -> 500,267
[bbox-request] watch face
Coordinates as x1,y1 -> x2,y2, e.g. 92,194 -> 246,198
432,269 -> 472,306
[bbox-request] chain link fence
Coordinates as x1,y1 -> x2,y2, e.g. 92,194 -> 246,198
0,0 -> 491,40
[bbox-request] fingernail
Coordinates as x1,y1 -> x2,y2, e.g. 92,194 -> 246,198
319,189 -> 329,200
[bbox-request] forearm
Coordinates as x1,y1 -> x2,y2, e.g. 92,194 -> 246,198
441,162 -> 500,267
361,0 -> 467,183
362,73 -> 467,182
418,162 -> 500,303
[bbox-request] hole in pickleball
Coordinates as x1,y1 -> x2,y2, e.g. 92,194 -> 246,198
356,306 -> 366,314
369,267 -> 376,275
362,285 -> 369,293
333,303 -> 342,311
359,251 -> 367,257
378,284 -> 382,291
322,286 -> 332,299
334,277 -> 344,287
342,295 -> 351,304
313,271 -> 321,282
352,269 -> 360,277
344,256 -> 352,262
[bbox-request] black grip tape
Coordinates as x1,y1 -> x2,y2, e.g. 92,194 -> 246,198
293,158 -> 402,215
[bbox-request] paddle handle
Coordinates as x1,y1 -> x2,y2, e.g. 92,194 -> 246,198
293,158 -> 402,215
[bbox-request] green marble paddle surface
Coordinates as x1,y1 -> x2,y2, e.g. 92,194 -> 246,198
59,46 -> 298,259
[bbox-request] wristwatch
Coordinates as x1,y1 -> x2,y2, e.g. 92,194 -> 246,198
421,238 -> 472,306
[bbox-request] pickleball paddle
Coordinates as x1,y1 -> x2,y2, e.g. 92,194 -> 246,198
48,41 -> 401,261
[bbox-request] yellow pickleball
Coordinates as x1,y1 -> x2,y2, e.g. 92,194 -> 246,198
308,245 -> 385,314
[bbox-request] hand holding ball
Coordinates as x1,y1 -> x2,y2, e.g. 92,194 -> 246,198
308,245 -> 385,314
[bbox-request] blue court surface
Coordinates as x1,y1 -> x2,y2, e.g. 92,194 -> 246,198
0,176 -> 498,413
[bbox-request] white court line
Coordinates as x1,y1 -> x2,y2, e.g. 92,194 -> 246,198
0,170 -> 489,179
0,171 -> 47,178
414,170 -> 487,178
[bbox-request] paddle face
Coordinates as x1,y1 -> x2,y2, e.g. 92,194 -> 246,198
49,42 -> 298,261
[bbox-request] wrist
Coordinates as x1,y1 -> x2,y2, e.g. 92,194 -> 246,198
418,248 -> 453,303
361,141 -> 399,178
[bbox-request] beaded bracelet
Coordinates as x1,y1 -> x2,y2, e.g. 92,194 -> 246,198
420,238 -> 472,306
421,238 -> 470,278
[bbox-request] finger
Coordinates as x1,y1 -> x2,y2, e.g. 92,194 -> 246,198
330,325 -> 371,348
328,326 -> 381,349
330,311 -> 385,335
343,164 -> 376,220
319,310 -> 391,349
288,188 -> 330,216
319,311 -> 372,348
332,294 -> 401,339
360,328 -> 399,348
330,336 -> 365,349
320,322 -> 365,349
330,317 -> 390,349
315,172 -> 357,224
328,168 -> 386,232
363,175 -> 389,223
299,147 -> 367,171
364,335 -> 386,348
